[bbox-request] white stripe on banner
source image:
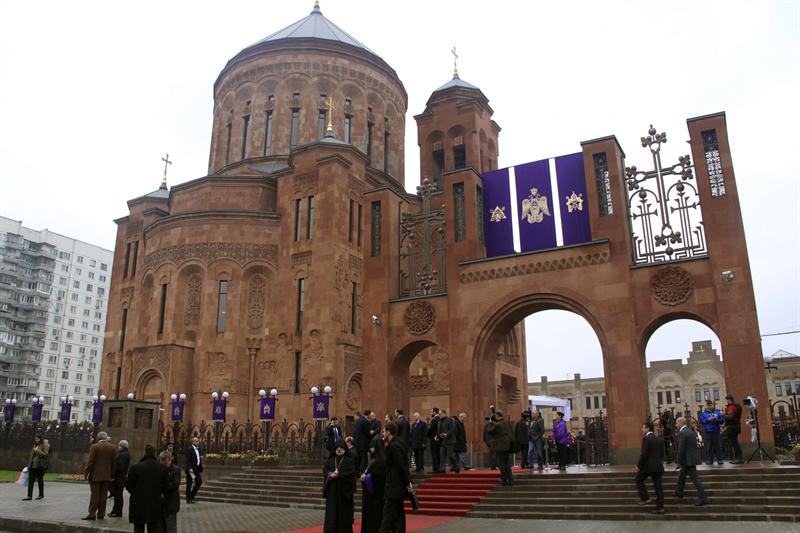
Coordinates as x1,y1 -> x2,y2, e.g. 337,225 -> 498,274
549,158 -> 564,247
508,166 -> 521,253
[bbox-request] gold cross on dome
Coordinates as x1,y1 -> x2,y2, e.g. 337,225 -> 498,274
451,46 -> 459,76
325,96 -> 336,133
161,153 -> 172,186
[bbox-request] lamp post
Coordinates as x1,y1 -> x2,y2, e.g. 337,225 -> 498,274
258,388 -> 278,451
311,385 -> 333,458
211,391 -> 229,452
91,394 -> 106,431
31,397 -> 43,424
764,353 -> 779,373
59,396 -> 74,425
3,398 -> 17,424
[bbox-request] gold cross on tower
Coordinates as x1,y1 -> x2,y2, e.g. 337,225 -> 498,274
161,153 -> 172,187
325,96 -> 336,134
451,46 -> 459,76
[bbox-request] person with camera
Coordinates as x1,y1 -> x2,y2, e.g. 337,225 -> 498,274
723,395 -> 743,464
674,416 -> 710,506
487,407 -> 514,486
514,411 -> 531,468
700,400 -> 724,465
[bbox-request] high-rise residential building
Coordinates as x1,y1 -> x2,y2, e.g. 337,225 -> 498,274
0,216 -> 113,422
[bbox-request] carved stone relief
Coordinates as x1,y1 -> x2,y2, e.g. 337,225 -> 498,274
184,274 -> 202,326
334,255 -> 352,334
404,301 -> 435,336
650,266 -> 693,306
345,374 -> 363,411
143,242 -> 277,271
120,286 -> 134,305
247,275 -> 266,329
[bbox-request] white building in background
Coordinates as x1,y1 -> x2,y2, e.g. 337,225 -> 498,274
0,216 -> 112,422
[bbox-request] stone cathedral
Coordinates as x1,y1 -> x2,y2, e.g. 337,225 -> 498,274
102,3 -> 770,462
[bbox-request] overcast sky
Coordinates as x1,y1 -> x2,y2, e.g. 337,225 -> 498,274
1,1 -> 797,380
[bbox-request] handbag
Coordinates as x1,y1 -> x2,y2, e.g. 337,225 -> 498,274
39,454 -> 50,471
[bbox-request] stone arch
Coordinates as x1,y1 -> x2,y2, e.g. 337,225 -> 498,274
638,311 -> 719,357
135,368 -> 166,405
389,340 -> 437,413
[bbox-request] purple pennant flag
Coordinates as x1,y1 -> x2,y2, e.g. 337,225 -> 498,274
515,159 -> 557,253
3,404 -> 15,423
31,403 -> 43,422
91,402 -> 104,424
481,168 -> 515,257
171,400 -> 185,422
555,152 -> 592,246
260,397 -> 276,421
59,403 -> 72,423
212,399 -> 226,421
313,395 -> 330,420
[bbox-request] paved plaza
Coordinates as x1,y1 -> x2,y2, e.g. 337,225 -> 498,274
0,481 -> 798,533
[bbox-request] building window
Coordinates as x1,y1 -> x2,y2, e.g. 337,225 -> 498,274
371,201 -> 381,257
296,278 -> 305,332
241,109 -> 250,159
367,120 -> 374,161
695,389 -> 701,402
593,396 -> 599,409
344,114 -> 351,144
350,282 -> 357,335
306,196 -> 315,239
585,396 -> 591,409
702,129 -> 726,197
131,241 -> 139,276
666,390 -> 672,404
433,149 -> 444,189
348,200 -> 354,243
264,110 -> 273,156
100,263 -> 107,271
123,243 -> 131,278
383,120 -> 390,174
357,203 -> 363,247
657,391 -> 664,405
294,198 -> 302,242
703,388 -> 710,401
675,390 -> 681,403
294,351 -> 302,394
785,382 -> 792,397
216,281 -> 228,333
454,183 -> 466,242
602,395 -> 606,409
776,383 -> 783,397
319,110 -> 327,139
713,388 -> 720,401
158,283 -> 167,334
119,309 -> 127,352
290,109 -> 300,148
593,152 -> 613,216
453,144 -> 466,170
225,122 -> 232,165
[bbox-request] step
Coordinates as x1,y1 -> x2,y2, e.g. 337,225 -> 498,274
467,510 -> 799,522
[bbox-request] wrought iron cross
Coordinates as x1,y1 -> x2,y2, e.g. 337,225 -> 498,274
161,153 -> 172,177
451,46 -> 459,76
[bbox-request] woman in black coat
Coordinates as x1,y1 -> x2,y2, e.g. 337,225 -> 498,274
125,445 -> 166,533
360,436 -> 386,533
323,440 -> 356,533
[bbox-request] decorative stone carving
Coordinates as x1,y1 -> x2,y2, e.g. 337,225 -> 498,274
257,359 -> 277,372
345,373 -> 362,411
120,286 -> 134,304
404,301 -> 435,336
206,351 -> 233,390
650,266 -> 693,306
433,348 -> 450,392
126,221 -> 143,237
183,274 -> 202,326
247,276 -> 266,329
142,242 -> 277,271
349,175 -> 366,195
292,251 -> 312,267
459,250 -> 611,284
334,255 -> 352,334
293,170 -> 319,194
348,254 -> 362,273
131,347 -> 172,382
344,347 -> 362,378
409,374 -> 432,392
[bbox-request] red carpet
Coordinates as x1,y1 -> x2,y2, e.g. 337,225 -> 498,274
404,469 -> 501,517
280,514 -> 460,533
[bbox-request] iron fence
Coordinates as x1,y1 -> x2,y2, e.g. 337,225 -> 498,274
0,420 -> 97,453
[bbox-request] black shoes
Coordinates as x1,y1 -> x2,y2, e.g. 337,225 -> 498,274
108,513 -> 121,517
35,496 -> 44,500
81,515 -> 96,521
652,508 -> 666,514
695,499 -> 711,506
21,497 -> 32,501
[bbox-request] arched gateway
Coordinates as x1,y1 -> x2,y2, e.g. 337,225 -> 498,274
101,5 -> 768,464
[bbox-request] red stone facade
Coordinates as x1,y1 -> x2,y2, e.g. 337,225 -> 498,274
102,6 -> 769,463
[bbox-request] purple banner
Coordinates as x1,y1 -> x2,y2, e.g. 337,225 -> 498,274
3,404 -> 15,423
515,159 -> 557,252
260,397 -> 276,421
59,403 -> 72,423
313,395 -> 330,420
171,401 -> 185,422
212,399 -> 226,421
555,152 -> 592,246
31,403 -> 43,422
481,168 -> 515,257
91,402 -> 104,424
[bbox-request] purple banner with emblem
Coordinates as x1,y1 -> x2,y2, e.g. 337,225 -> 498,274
91,402 -> 104,424
59,402 -> 72,423
3,404 -> 15,423
212,399 -> 226,421
260,397 -> 276,421
481,167 -> 515,257
515,159 -> 557,252
31,402 -> 43,422
313,395 -> 330,420
171,400 -> 185,422
555,152 -> 592,246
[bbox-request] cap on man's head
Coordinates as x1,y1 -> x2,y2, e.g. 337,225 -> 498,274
495,410 -> 504,418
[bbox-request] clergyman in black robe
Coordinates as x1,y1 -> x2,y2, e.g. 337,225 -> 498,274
323,441 -> 356,533
360,436 -> 386,533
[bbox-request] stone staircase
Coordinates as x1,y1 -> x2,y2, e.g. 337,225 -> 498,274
469,466 -> 800,522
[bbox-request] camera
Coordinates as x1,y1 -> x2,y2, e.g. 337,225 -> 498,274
743,396 -> 758,409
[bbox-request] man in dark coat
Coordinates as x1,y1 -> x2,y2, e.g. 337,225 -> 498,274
635,420 -> 666,513
528,411 -> 545,470
125,445 -> 166,533
83,431 -> 117,521
438,410 -> 459,473
354,410 -> 372,473
674,417 -> 710,506
184,436 -> 203,503
325,416 -> 344,458
514,411 -> 531,468
488,410 -> 513,486
379,422 -> 411,533
427,408 -> 443,473
454,412 -> 471,470
360,436 -> 387,533
394,409 -> 411,450
409,412 -> 427,472
160,450 -> 181,533
345,436 -> 360,475
323,441 -> 356,533
482,416 -> 497,469
108,440 -> 131,517
723,395 -> 744,464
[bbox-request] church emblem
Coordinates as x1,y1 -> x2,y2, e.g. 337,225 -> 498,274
489,206 -> 507,223
520,187 -> 551,224
263,403 -> 271,415
565,191 -> 584,213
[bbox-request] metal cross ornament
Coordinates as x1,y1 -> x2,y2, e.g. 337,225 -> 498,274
451,46 -> 459,76
161,153 -> 172,177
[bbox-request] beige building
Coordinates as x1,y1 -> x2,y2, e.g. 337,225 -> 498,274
528,341 -> 800,427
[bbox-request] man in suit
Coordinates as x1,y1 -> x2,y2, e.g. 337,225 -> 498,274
395,409 -> 411,450
635,420 -> 666,513
125,445 -> 165,533
354,410 -> 372,473
455,412 -> 472,471
83,431 -> 117,520
409,412 -> 427,472
108,440 -> 131,517
325,416 -> 343,458
674,416 -> 710,506
482,416 -> 497,469
488,410 -> 513,486
438,409 -> 459,473
160,450 -> 182,533
185,436 -> 204,504
379,422 -> 411,533
427,407 -> 443,473
514,411 -> 531,468
528,410 -> 545,470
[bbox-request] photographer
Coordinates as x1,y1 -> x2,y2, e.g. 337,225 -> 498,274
487,407 -> 514,486
723,395 -> 743,464
699,400 -> 724,465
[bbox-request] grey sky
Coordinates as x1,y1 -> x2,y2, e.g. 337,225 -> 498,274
1,1 -> 797,380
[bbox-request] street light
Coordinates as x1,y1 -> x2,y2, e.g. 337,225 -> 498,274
127,392 -> 135,400
764,353 -> 778,373
258,388 -> 278,450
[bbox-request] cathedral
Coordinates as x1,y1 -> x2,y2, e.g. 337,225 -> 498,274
101,2 -> 527,430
